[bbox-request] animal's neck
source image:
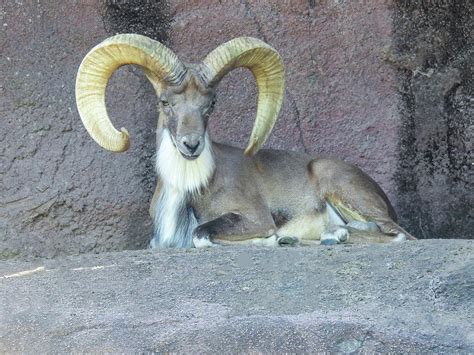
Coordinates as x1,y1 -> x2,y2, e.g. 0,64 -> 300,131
156,128 -> 215,194
151,128 -> 215,248
152,187 -> 197,248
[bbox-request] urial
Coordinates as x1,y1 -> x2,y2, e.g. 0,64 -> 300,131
76,34 -> 416,248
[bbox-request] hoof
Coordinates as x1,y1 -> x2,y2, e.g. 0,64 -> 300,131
320,238 -> 338,246
193,236 -> 218,248
391,233 -> 407,243
277,236 -> 299,246
321,227 -> 349,245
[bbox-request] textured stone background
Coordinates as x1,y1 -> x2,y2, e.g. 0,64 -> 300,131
1,0 -> 472,259
391,1 -> 473,240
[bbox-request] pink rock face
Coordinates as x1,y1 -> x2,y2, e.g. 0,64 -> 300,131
1,0 -> 470,258
1,1 -> 159,258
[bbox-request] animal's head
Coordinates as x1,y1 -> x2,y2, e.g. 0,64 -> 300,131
75,34 -> 285,159
156,70 -> 215,159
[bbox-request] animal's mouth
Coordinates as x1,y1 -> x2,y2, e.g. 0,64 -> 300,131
169,134 -> 200,160
181,153 -> 199,160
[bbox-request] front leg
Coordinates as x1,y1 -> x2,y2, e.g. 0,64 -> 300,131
192,212 -> 277,248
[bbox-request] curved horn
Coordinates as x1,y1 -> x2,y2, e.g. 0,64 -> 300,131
200,37 -> 285,156
75,34 -> 186,152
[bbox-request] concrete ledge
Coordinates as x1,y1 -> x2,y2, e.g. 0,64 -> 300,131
1,240 -> 473,352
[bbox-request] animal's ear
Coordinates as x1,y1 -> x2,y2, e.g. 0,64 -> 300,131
199,37 -> 285,156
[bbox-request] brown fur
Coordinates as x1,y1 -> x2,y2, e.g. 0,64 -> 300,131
150,71 -> 416,246
151,141 -> 416,245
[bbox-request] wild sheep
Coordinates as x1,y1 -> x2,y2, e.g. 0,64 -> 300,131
75,34 -> 416,248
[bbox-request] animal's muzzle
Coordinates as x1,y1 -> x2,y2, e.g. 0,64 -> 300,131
178,134 -> 204,158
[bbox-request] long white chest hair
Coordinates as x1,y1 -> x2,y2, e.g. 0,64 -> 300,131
150,129 -> 215,248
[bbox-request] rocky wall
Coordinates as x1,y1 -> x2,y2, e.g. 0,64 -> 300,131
0,0 -> 471,259
391,0 -> 473,239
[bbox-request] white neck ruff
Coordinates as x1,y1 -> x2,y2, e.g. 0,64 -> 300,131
156,129 -> 215,194
151,129 -> 215,248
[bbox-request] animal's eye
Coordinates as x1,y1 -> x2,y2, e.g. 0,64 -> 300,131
206,100 -> 216,113
161,100 -> 169,107
204,103 -> 214,118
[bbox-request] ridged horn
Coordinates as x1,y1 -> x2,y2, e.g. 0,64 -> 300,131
200,37 -> 285,156
75,34 -> 186,152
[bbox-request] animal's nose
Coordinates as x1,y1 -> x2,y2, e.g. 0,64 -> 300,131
182,136 -> 200,154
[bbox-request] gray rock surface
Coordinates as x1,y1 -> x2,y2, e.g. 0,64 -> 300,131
391,1 -> 473,240
1,240 -> 473,353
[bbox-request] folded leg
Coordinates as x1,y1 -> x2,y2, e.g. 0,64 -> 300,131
192,212 -> 278,248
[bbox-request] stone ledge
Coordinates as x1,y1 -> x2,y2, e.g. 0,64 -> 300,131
1,240 -> 473,352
